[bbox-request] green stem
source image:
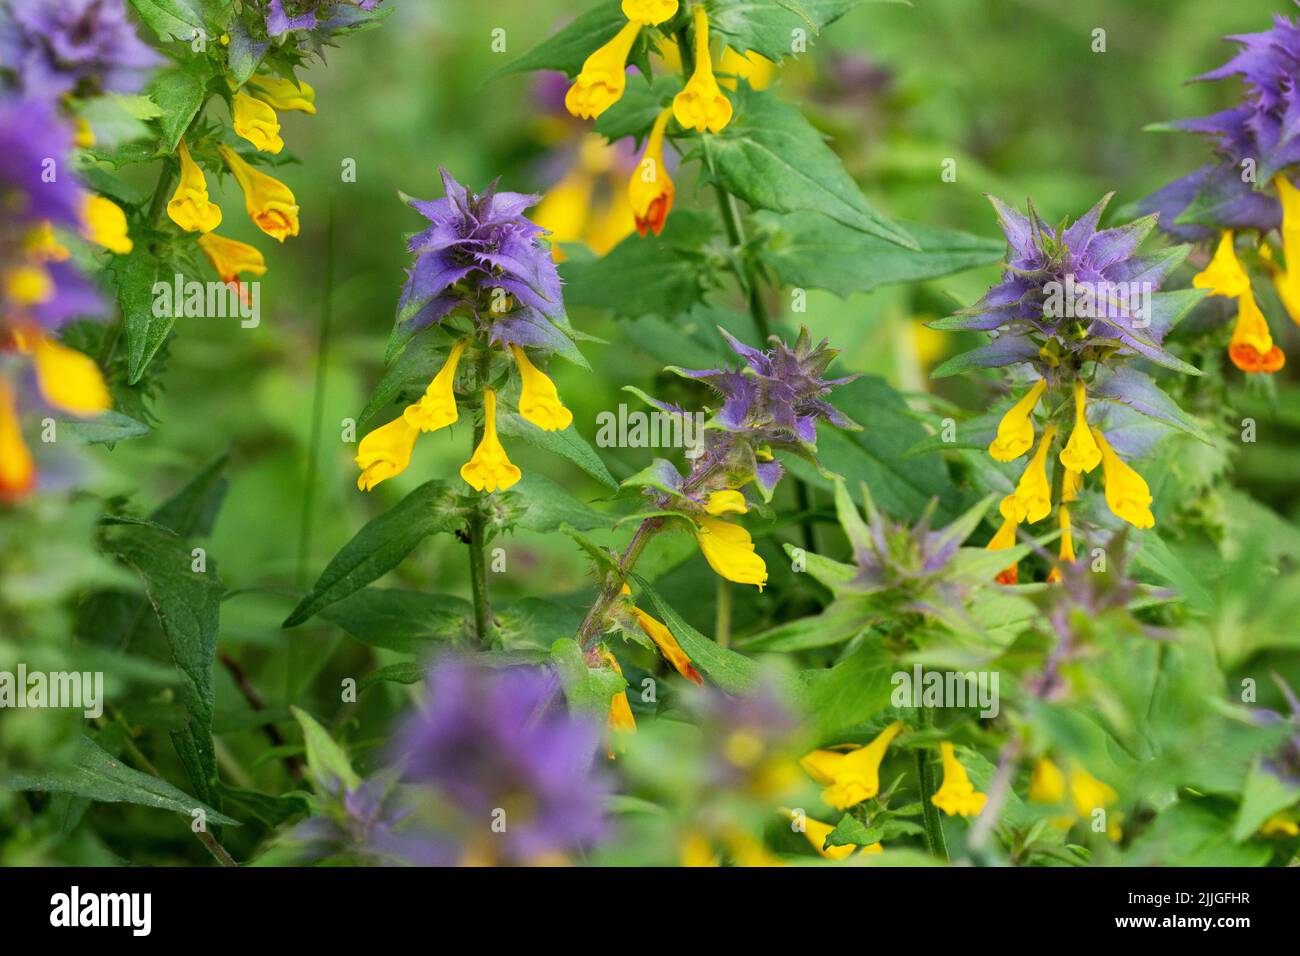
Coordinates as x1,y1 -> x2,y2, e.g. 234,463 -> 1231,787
715,577 -> 732,647
467,347 -> 494,646
916,704 -> 949,861
712,184 -> 771,342
577,517 -> 660,652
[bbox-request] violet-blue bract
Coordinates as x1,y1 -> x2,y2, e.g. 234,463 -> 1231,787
0,0 -> 161,96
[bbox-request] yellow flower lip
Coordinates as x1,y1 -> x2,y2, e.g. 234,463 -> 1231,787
22,328 -> 111,417
82,195 -> 133,254
988,377 -> 1046,462
694,514 -> 767,590
621,0 -> 677,26
510,345 -> 573,431
1059,378 -> 1100,473
1192,230 -> 1250,298
247,74 -> 316,114
217,144 -> 300,242
1092,427 -> 1154,529
565,20 -> 642,120
672,7 -> 733,133
355,414 -> 420,491
704,489 -> 747,516
628,108 -> 675,238
232,91 -> 284,154
167,139 -> 223,234
197,232 -> 267,286
406,337 -> 469,433
0,379 -> 36,502
460,387 -> 522,492
1000,423 -> 1057,524
800,722 -> 904,811
930,741 -> 987,818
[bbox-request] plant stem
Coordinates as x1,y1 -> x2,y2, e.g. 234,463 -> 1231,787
576,517 -> 660,652
467,347 -> 494,646
715,577 -> 733,647
712,184 -> 772,342
915,704 -> 949,861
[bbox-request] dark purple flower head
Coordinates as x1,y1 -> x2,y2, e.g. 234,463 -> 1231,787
933,194 -> 1186,375
291,776 -> 455,866
395,168 -> 563,351
266,0 -> 384,38
394,657 -> 609,864
0,0 -> 161,97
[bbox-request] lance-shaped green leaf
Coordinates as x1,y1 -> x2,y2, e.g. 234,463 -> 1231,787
551,638 -> 626,720
631,574 -> 760,693
495,0 -> 628,79
709,0 -> 906,63
497,411 -> 618,489
319,588 -> 472,653
110,245 -> 171,384
291,706 -> 361,793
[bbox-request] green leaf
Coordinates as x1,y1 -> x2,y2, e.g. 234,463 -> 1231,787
823,812 -> 884,848
319,588 -> 471,653
110,245 -> 170,385
632,575 -> 761,693
2,735 -> 237,826
283,481 -> 465,627
699,86 -> 916,247
709,0 -> 903,63
128,0 -> 206,42
358,662 -> 427,692
495,1 -> 626,79
151,453 -> 229,537
1232,758 -> 1300,842
290,706 -> 362,792
108,523 -> 223,805
560,210 -> 717,318
148,67 -> 206,153
794,643 -> 894,739
497,412 -> 618,489
551,637 -> 625,719
753,210 -> 1002,297
58,410 -> 150,445
507,472 -> 611,532
594,74 -> 680,143
739,600 -> 869,651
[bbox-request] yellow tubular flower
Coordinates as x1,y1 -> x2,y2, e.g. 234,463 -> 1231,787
1059,378 -> 1100,473
167,139 -> 222,233
405,338 -> 469,432
565,20 -> 643,119
232,91 -> 284,154
629,108 -> 675,238
1228,285 -> 1285,374
788,811 -> 860,861
82,195 -> 132,254
534,170 -> 592,261
673,7 -> 733,133
931,742 -> 988,818
1068,765 -> 1118,819
247,74 -> 316,113
800,721 -> 905,811
694,515 -> 767,590
355,414 -> 420,491
197,232 -> 267,286
73,115 -> 95,148
601,650 -> 636,757
1092,427 -> 1154,529
510,345 -> 573,431
4,264 -> 53,305
704,489 -> 747,515
679,830 -> 719,866
1271,175 -> 1300,325
0,380 -> 36,501
217,144 -> 300,242
618,583 -> 703,684
1000,424 -> 1057,524
1192,230 -> 1250,297
24,331 -> 111,416
460,388 -> 522,492
1028,757 -> 1066,804
718,47 -> 777,91
1046,504 -> 1076,584
621,0 -> 677,25
986,514 -> 1020,585
988,377 -> 1047,461
1259,812 -> 1299,837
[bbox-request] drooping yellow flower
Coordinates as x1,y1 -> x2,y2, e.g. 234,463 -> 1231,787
565,20 -> 642,119
18,329 -> 111,416
0,380 -> 35,502
930,741 -> 987,817
355,416 -> 419,491
694,515 -> 767,590
1046,504 -> 1076,584
704,489 -> 747,516
1270,175 -> 1300,326
601,649 -> 636,756
718,47 -> 777,91
621,0 -> 677,25
246,74 -> 317,114
1067,765 -> 1118,819
1092,427 -> 1154,529
196,232 -> 267,288
1259,811 -> 1299,837
988,377 -> 1047,461
81,195 -> 132,254
232,91 -> 284,153
460,387 -> 522,492
1000,424 -> 1057,524
1030,758 -> 1119,838
673,7 -> 733,133
403,338 -> 468,433
621,584 -> 704,685
167,139 -> 222,234
1192,229 -> 1250,298
1028,757 -> 1066,804
1228,284 -> 1285,373
217,144 -> 300,242
510,345 -> 573,431
534,170 -> 592,261
629,108 -> 675,238
786,810 -> 866,860
986,514 -> 1020,585
4,264 -> 53,306
800,722 -> 904,811
1059,378 -> 1100,473
25,222 -> 70,263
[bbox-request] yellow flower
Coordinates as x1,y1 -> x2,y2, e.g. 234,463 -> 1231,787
931,741 -> 987,817
232,91 -> 284,153
217,144 -> 300,242
800,721 -> 904,811
25,222 -> 70,263
1270,175 -> 1300,326
1092,427 -> 1154,529
81,195 -> 132,254
534,170 -> 592,260
246,74 -> 316,114
167,139 -> 222,233
629,108 -> 675,237
988,377 -> 1047,461
1059,378 -> 1100,473
1192,230 -> 1250,298
679,830 -> 719,866
704,489 -> 747,516
565,20 -> 642,119
1228,284 -> 1285,374
18,328 -> 111,416
197,232 -> 267,286
460,387 -> 522,492
0,380 -> 35,502
1259,811 -> 1299,837
73,115 -> 95,148
355,414 -> 420,491
694,515 -> 767,590
1046,504 -> 1076,584
621,585 -> 704,685
4,264 -> 53,306
1000,424 -> 1057,524
404,338 -> 468,433
511,345 -> 573,431
1028,757 -> 1066,804
718,47 -> 777,91
621,0 -> 677,25
673,7 -> 732,133
1067,765 -> 1118,819
986,515 -> 1020,585
787,811 -> 870,860
601,649 -> 636,756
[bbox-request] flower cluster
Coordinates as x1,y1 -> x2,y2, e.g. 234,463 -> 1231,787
933,195 -> 1195,585
1141,7 -> 1300,374
355,170 -> 577,494
0,0 -> 160,97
